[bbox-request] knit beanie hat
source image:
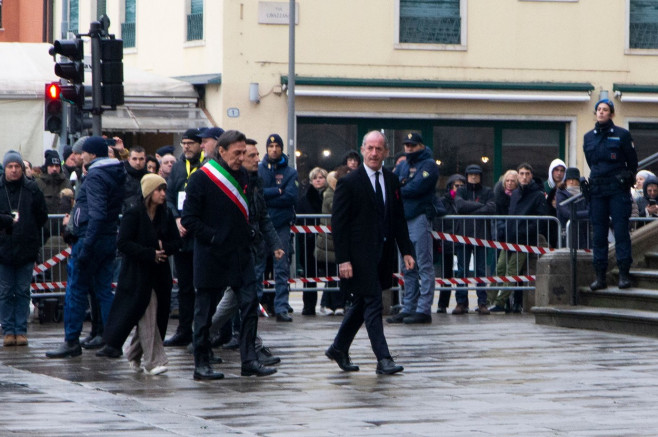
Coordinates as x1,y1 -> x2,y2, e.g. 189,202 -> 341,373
82,136 -> 109,157
62,145 -> 73,162
266,133 -> 284,149
44,149 -> 61,167
141,173 -> 167,199
3,150 -> 24,170
72,136 -> 89,153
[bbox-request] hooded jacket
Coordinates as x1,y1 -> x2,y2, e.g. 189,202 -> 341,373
394,147 -> 440,220
543,158 -> 566,192
36,170 -> 72,213
637,175 -> 658,217
71,157 -> 126,254
258,152 -> 299,228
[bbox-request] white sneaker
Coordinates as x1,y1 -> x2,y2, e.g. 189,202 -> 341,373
145,365 -> 168,375
334,308 -> 345,316
320,306 -> 334,316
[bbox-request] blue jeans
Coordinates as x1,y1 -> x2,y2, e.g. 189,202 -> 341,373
64,236 -> 116,342
0,262 -> 34,335
455,244 -> 487,306
254,225 -> 291,314
402,215 -> 435,315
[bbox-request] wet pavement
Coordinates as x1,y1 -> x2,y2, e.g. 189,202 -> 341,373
3,294 -> 658,436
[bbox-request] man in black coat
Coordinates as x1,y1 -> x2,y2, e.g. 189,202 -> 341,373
325,130 -> 414,375
164,128 -> 204,347
182,130 -> 276,380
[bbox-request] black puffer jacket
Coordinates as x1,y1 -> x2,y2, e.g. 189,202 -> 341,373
455,182 -> 495,238
505,180 -> 548,245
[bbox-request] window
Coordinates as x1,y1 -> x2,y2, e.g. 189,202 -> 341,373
122,0 -> 136,48
629,123 -> 658,174
69,0 -> 79,34
629,0 -> 658,49
187,0 -> 203,41
0,0 -> 3,29
98,0 -> 107,17
398,0 -> 464,45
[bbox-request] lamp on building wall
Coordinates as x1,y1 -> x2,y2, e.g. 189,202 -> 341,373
599,90 -> 609,101
249,83 -> 260,103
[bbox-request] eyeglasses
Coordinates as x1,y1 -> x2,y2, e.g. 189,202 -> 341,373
181,141 -> 196,147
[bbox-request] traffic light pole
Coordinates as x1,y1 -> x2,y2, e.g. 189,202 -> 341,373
90,22 -> 103,136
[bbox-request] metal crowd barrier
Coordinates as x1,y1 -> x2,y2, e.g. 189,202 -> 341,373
32,213 -> 562,300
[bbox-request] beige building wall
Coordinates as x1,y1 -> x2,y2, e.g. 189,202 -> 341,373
50,0 -> 658,170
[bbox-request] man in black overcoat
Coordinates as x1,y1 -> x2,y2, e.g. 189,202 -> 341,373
181,130 -> 276,380
325,130 -> 415,375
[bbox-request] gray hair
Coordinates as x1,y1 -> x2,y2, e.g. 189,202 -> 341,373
361,130 -> 388,149
309,167 -> 328,180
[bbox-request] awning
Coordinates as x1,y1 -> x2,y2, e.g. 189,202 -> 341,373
174,73 -> 222,85
102,105 -> 209,132
283,77 -> 594,103
614,83 -> 658,103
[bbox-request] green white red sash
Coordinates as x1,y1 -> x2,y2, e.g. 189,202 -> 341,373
200,160 -> 249,221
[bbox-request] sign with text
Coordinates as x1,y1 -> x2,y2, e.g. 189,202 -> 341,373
258,2 -> 299,25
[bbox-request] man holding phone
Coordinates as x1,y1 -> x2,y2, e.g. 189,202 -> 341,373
639,176 -> 658,217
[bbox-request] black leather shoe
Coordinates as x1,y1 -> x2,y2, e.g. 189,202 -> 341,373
257,347 -> 281,366
386,312 -> 411,324
222,334 -> 240,349
276,312 -> 293,322
325,345 -> 359,371
95,345 -> 122,358
81,335 -> 105,350
436,306 -> 447,314
241,360 -> 277,377
45,340 -> 82,358
163,332 -> 192,347
193,365 -> 224,380
376,357 -> 404,375
301,307 -> 316,316
402,312 -> 432,324
79,333 -> 94,346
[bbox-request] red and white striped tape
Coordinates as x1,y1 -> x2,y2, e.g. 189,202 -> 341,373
33,247 -> 72,275
431,231 -> 552,255
290,225 -> 332,234
393,273 -> 535,286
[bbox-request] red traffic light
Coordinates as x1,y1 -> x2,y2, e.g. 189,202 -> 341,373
47,82 -> 61,100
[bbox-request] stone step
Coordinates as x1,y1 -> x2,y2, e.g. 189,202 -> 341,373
579,287 -> 658,311
645,252 -> 658,270
533,306 -> 658,339
628,269 -> 658,290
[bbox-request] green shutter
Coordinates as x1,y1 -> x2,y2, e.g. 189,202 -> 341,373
630,0 -> 658,48
400,0 -> 461,44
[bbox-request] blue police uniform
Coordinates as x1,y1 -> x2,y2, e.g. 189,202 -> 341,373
583,101 -> 637,289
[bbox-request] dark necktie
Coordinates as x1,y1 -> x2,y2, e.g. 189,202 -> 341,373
375,171 -> 385,216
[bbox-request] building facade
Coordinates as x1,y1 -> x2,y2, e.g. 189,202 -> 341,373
49,0 -> 658,185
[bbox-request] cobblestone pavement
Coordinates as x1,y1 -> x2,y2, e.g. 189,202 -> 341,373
2,295 -> 658,436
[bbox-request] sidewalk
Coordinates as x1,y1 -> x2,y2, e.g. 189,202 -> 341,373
2,295 -> 658,436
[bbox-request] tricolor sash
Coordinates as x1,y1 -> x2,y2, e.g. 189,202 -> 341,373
200,160 -> 249,221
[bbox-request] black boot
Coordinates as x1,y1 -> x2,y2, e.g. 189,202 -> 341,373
590,269 -> 607,291
45,340 -> 82,358
618,263 -> 632,289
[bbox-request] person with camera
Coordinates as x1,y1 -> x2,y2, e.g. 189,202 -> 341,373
584,99 -> 638,291
637,175 -> 658,218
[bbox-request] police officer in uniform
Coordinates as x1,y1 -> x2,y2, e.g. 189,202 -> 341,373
583,99 -> 637,290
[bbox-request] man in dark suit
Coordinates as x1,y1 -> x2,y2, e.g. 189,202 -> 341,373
325,130 -> 415,375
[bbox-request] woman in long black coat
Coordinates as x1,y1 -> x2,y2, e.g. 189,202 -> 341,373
98,174 -> 181,372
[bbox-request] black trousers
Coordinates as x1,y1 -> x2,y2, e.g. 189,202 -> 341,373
332,293 -> 391,361
173,251 -> 195,337
193,259 -> 260,367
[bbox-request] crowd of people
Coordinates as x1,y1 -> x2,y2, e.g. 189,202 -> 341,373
0,97 -> 650,377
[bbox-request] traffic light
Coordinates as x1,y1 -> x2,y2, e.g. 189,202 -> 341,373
100,39 -> 124,107
68,105 -> 92,134
51,39 -> 85,84
44,82 -> 63,133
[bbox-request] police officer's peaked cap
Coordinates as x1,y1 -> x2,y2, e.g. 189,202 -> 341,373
403,132 -> 423,145
595,99 -> 615,113
465,164 -> 483,175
